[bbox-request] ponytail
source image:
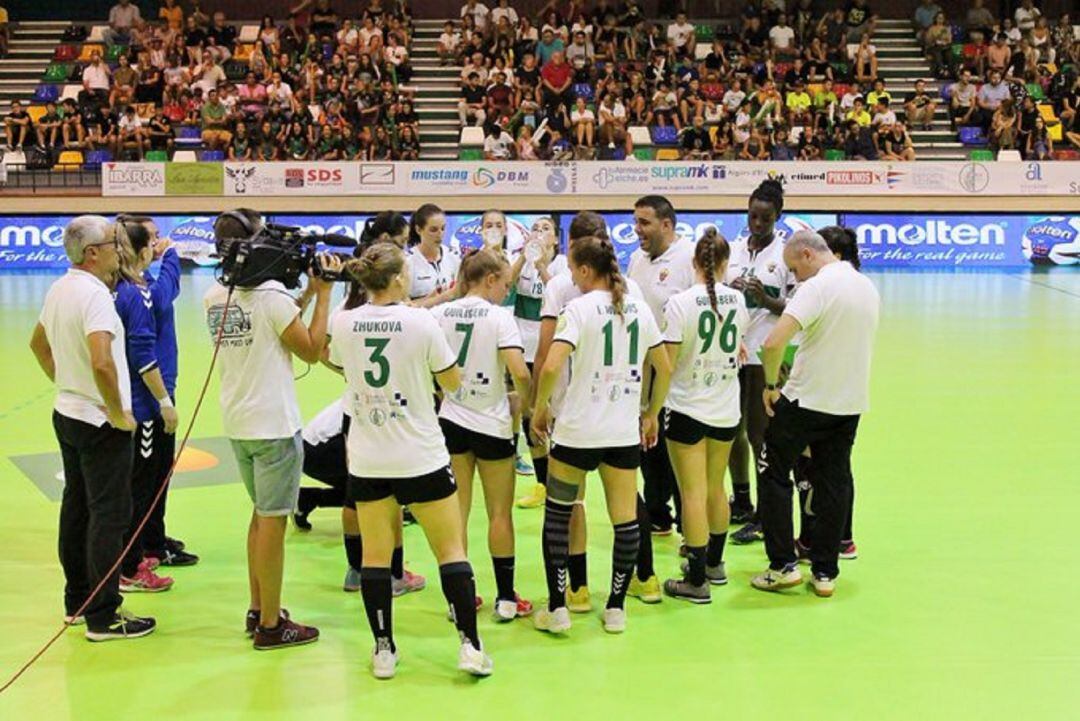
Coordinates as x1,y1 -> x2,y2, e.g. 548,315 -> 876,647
457,247 -> 509,294
693,226 -> 731,317
569,235 -> 627,320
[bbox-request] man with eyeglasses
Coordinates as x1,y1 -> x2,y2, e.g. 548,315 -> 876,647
29,215 -> 157,642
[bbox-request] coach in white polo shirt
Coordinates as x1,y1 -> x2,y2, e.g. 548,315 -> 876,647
750,230 -> 879,598
627,195 -> 695,536
29,216 -> 157,642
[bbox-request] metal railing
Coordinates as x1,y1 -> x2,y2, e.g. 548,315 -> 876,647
0,163 -> 102,192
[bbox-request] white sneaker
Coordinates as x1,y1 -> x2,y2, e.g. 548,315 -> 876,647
602,608 -> 626,634
64,615 -> 85,626
458,641 -> 493,677
493,599 -> 518,622
532,606 -> 571,634
371,640 -> 398,680
809,573 -> 836,598
751,564 -> 803,592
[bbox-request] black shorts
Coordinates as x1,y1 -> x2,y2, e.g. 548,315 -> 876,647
439,418 -> 515,461
664,408 -> 739,445
348,464 -> 458,506
550,442 -> 640,471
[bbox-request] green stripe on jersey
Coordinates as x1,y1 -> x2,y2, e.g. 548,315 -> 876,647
514,294 -> 542,321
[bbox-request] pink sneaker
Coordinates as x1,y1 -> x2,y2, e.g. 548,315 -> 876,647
839,541 -> 858,560
391,569 -> 426,597
120,563 -> 174,593
142,556 -> 161,571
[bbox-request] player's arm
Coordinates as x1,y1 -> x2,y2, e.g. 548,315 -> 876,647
643,343 -> 673,419
530,339 -> 571,444
532,316 -> 557,403
89,330 -> 134,430
434,363 -> 462,393
761,314 -> 802,386
501,346 -> 531,406
29,323 -> 55,382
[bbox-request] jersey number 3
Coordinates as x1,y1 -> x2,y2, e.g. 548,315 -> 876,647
364,337 -> 390,387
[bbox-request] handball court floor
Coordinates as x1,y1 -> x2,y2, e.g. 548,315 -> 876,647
0,270 -> 1076,720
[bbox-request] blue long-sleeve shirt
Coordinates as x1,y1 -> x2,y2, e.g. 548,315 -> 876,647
147,248 -> 180,394
115,278 -> 160,424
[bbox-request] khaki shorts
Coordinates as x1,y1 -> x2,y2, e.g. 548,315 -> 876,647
230,433 -> 303,516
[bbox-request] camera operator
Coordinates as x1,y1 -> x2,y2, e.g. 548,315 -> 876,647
29,215 -> 156,641
203,208 -> 341,650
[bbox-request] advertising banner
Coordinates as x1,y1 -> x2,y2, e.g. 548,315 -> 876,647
3,213 -> 1077,271
104,160 -> 1080,197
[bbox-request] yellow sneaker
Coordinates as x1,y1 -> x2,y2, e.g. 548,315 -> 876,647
565,586 -> 593,613
515,483 -> 546,509
628,575 -> 663,604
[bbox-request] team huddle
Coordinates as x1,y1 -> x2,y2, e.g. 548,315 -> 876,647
31,181 -> 878,682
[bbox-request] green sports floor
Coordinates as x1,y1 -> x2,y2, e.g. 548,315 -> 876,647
0,270 -> 1077,720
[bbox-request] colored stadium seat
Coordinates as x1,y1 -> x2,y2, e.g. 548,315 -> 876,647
1,149 -> 26,167
175,126 -> 201,146
224,60 -> 247,81
60,84 -> 81,102
55,150 -> 84,170
171,150 -> 198,162
573,83 -> 594,101
628,125 -> 652,147
939,83 -> 954,103
233,44 -> 254,62
650,125 -> 678,145
1026,83 -> 1046,101
968,149 -> 994,161
694,24 -> 714,43
632,147 -> 653,161
1054,149 -> 1080,161
458,148 -> 483,160
460,127 -> 484,146
825,149 -> 846,160
199,150 -> 225,162
958,126 -> 987,145
1037,104 -> 1057,122
1048,123 -> 1062,142
655,148 -> 681,161
238,25 -> 260,43
995,150 -> 1022,161
32,84 -> 59,103
145,150 -> 169,162
43,63 -> 71,83
87,25 -> 107,43
694,44 -> 710,60
53,45 -> 78,62
78,44 -> 104,62
105,45 -> 128,62
846,43 -> 859,61
26,105 -> 47,124
83,149 -> 113,169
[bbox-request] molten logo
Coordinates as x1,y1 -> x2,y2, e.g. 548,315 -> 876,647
856,220 -> 1005,246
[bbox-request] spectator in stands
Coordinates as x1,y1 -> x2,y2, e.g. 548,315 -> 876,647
570,96 -> 595,149
871,97 -> 896,128
846,96 -> 871,127
147,106 -> 174,152
459,72 -> 487,126
799,124 -> 826,159
989,97 -> 1018,151
1014,0 -> 1040,34
923,12 -> 952,78
771,126 -> 796,160
879,121 -> 915,160
106,0 -> 142,46
845,0 -> 877,43
975,69 -> 1010,130
484,120 -> 514,159
844,119 -> 878,159
117,104 -> 148,159
135,50 -> 163,105
866,78 -> 891,108
903,78 -> 937,131
110,53 -> 138,110
398,126 -> 420,159
667,12 -> 696,58
536,27 -> 564,66
986,33 -> 1011,76
1051,14 -> 1073,58
238,72 -> 268,117
35,101 -> 61,150
84,104 -> 117,155
786,79 -> 813,127
540,51 -> 573,111
208,11 -> 238,50
460,52 -> 488,85
853,34 -> 878,84
913,0 -> 941,43
1027,115 -> 1052,159
438,21 -> 460,65
0,4 -> 8,59
966,0 -> 994,40
192,50 -> 226,97
81,51 -> 112,108
812,78 -> 838,130
740,122 -> 769,159
61,99 -> 86,148
200,87 -> 232,149
487,70 -> 515,119
461,0 -> 489,34
770,13 -> 798,61
681,114 -> 713,159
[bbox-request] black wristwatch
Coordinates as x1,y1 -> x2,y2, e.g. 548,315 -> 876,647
765,383 -> 778,391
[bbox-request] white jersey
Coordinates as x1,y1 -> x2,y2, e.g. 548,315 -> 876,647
407,244 -> 461,300
725,237 -> 794,364
539,273 -> 644,415
626,238 -> 696,322
327,298 -> 354,417
512,251 -> 568,362
302,399 -> 345,446
662,284 -> 749,428
204,280 -> 301,440
552,289 -> 662,449
330,303 -> 457,478
432,296 -> 523,439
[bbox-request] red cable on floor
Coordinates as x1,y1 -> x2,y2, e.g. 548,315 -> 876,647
0,288 -> 233,696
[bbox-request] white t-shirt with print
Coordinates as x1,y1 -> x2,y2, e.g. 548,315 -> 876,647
781,261 -> 880,416
662,283 -> 749,428
204,280 -> 301,439
406,245 -> 461,301
432,296 -> 523,439
40,269 -> 132,426
626,237 -> 696,324
725,237 -> 794,365
551,289 -> 662,449
302,399 -> 345,446
513,251 -> 568,361
330,303 -> 457,478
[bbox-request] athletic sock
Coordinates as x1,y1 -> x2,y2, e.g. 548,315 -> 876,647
344,534 -> 363,572
686,545 -> 708,586
608,520 -> 640,610
634,494 -> 655,582
795,455 -> 813,545
492,555 -> 516,602
542,498 -> 573,611
439,561 -> 481,650
360,566 -> 395,653
733,483 -> 752,508
391,545 -> 404,580
533,455 -> 549,487
568,552 -> 588,592
706,532 -> 727,567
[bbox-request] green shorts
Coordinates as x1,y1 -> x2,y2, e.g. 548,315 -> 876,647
230,432 -> 303,516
